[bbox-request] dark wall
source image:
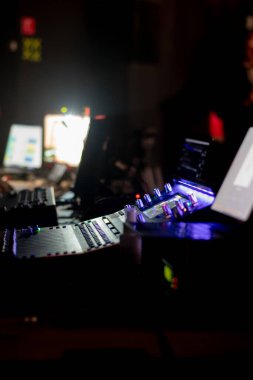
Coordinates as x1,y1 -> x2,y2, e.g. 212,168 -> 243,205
0,0 -> 133,161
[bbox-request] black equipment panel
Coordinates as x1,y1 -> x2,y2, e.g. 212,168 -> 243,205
0,187 -> 58,228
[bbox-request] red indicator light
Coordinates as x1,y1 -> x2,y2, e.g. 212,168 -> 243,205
135,193 -> 141,199
20,17 -> 36,36
209,111 -> 225,141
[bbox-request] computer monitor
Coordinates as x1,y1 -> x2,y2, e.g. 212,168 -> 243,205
73,116 -> 111,204
2,123 -> 43,170
43,114 -> 90,167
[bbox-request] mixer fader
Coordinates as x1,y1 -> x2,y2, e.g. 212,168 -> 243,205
0,209 -> 126,259
0,177 -> 217,260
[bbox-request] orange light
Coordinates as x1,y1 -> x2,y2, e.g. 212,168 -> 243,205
135,193 -> 141,199
84,106 -> 91,117
94,114 -> 106,120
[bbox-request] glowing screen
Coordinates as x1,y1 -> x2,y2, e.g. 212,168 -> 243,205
3,123 -> 42,169
44,114 -> 90,167
211,127 -> 253,221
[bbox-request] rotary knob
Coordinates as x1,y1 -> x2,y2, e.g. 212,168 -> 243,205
188,192 -> 198,205
136,198 -> 145,210
162,203 -> 172,217
175,198 -> 184,211
137,213 -> 146,223
164,183 -> 173,193
143,193 -> 152,206
153,188 -> 162,199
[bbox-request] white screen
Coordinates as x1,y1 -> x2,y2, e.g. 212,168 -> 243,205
44,114 -> 90,167
3,124 -> 43,169
211,127 -> 253,221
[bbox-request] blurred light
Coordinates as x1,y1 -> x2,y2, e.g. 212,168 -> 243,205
44,113 -> 90,167
9,40 -> 18,52
60,106 -> 68,113
209,111 -> 225,142
84,106 -> 91,117
20,17 -> 36,36
94,114 -> 106,120
22,38 -> 41,62
246,15 -> 253,31
135,193 -> 141,199
164,264 -> 173,282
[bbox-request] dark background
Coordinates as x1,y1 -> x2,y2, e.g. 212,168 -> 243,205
1,0 -> 253,180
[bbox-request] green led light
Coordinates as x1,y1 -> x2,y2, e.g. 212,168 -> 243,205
61,106 -> 68,113
164,264 -> 173,283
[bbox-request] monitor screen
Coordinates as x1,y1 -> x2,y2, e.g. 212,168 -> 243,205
3,123 -> 43,169
211,127 -> 253,222
44,114 -> 90,167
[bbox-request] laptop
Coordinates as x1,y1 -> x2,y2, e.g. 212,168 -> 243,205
1,123 -> 43,177
211,126 -> 253,223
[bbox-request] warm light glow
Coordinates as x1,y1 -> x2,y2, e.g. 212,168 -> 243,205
84,106 -> 91,117
135,193 -> 141,199
44,113 -> 90,167
94,114 -> 106,120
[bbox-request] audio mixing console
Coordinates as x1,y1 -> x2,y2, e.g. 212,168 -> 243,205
0,208 -> 125,259
0,178 -> 217,260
